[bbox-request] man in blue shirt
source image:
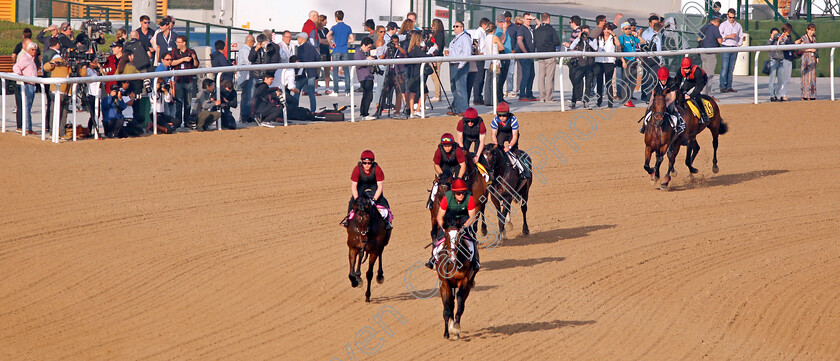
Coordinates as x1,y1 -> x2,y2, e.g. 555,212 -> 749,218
328,10 -> 355,96
494,15 -> 512,102
617,22 -> 645,106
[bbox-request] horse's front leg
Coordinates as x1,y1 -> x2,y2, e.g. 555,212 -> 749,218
644,145 -> 655,184
348,248 -> 359,288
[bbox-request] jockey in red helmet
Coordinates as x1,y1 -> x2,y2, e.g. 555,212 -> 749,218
425,178 -> 480,270
674,56 -> 710,124
434,133 -> 467,180
640,66 -> 684,134
341,150 -> 392,229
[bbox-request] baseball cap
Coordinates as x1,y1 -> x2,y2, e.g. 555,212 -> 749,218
110,41 -> 123,48
627,18 -> 637,26
496,14 -> 506,23
503,11 -> 512,18
621,22 -> 631,29
296,32 -> 308,40
386,21 -> 399,30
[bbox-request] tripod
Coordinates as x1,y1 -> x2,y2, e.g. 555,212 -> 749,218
373,64 -> 401,118
428,62 -> 454,112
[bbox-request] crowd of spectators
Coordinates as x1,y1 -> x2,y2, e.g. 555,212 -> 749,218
5,4 -> 831,138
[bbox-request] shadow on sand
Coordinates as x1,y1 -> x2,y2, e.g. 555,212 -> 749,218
481,256 -> 566,271
369,285 -> 499,304
463,319 -> 597,340
499,224 -> 616,247
670,169 -> 789,191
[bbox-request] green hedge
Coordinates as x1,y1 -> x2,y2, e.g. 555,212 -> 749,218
1,20 -> 117,56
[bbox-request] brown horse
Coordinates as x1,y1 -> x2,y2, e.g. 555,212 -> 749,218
436,224 -> 477,341
481,143 -> 532,239
643,87 -> 682,190
428,155 -> 488,242
676,93 -> 729,174
346,194 -> 391,302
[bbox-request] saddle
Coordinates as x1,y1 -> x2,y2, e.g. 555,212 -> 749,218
686,97 -> 715,119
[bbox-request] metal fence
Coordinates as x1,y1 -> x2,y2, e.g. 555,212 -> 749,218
2,42 -> 839,143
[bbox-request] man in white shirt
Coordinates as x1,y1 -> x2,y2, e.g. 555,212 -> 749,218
282,55 -> 301,108
470,18 -> 491,105
237,34 -> 255,123
717,8 -> 743,93
447,21 -> 472,115
278,30 -> 293,63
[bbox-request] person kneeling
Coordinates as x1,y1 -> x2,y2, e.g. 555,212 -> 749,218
192,78 -> 221,131
102,84 -> 126,138
253,74 -> 285,124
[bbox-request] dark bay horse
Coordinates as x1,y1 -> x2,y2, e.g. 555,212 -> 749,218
644,87 -> 682,190
676,93 -> 729,174
482,144 -> 532,239
428,155 -> 488,242
436,224 -> 477,341
346,194 -> 391,302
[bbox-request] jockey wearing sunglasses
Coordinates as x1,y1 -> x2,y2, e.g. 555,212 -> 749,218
426,178 -> 480,270
341,150 -> 392,229
434,133 -> 467,180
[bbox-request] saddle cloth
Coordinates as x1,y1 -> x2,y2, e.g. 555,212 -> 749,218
348,206 -> 393,222
433,229 -> 475,262
686,98 -> 715,119
644,111 -> 685,134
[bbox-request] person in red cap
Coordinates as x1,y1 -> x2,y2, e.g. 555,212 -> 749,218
434,132 -> 467,180
341,150 -> 392,229
640,67 -> 681,134
491,102 -> 530,179
429,133 -> 467,209
426,178 -> 480,270
455,107 -> 486,162
674,57 -> 709,124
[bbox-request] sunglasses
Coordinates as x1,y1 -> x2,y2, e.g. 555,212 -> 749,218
727,16 -> 735,19
361,161 -> 373,165
454,191 -> 466,196
378,30 -> 385,33
142,21 -> 150,24
441,138 -> 453,142
453,25 -> 463,28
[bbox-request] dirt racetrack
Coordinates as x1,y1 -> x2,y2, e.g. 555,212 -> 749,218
1,101 -> 839,360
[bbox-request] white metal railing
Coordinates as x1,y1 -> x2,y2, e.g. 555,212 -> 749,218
2,42 -> 839,142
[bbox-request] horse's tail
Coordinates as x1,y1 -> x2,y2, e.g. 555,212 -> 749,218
718,120 -> 729,135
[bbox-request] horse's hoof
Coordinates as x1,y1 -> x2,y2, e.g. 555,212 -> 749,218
350,279 -> 359,288
689,167 -> 699,174
712,165 -> 719,174
449,321 -> 460,340
376,274 -> 385,284
355,277 -> 364,288
522,227 -> 530,236
365,297 -> 371,303
480,226 -> 488,237
671,169 -> 678,177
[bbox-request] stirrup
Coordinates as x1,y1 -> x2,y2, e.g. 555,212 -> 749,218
340,217 -> 349,227
425,257 -> 435,269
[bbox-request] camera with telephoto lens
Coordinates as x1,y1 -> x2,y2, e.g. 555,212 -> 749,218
62,46 -> 96,76
81,19 -> 112,38
143,79 -> 153,94
472,39 -> 480,55
421,27 -> 435,45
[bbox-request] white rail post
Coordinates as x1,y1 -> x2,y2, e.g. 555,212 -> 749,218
420,63 -> 426,119
754,51 -> 760,104
559,57 -> 565,112
52,89 -> 60,143
215,72 -> 222,130
72,84 -> 78,141
93,93 -> 99,139
831,48 -> 836,101
492,61 -> 498,116
1,79 -> 5,133
41,84 -> 47,141
20,82 -> 27,137
350,65 -> 356,122
152,77 -> 159,135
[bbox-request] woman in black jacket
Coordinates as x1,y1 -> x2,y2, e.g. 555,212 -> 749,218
405,32 -> 434,118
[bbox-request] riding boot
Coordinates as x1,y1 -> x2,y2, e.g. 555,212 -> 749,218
697,99 -> 709,124
425,254 -> 436,269
639,124 -> 646,133
472,244 -> 481,271
385,220 -> 393,230
340,216 -> 349,227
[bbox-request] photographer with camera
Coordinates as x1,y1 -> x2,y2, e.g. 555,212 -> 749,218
43,51 -> 87,140
102,84 -> 127,137
354,38 -> 376,120
248,34 -> 278,82
151,78 -> 177,133
102,41 -> 123,92
75,21 -> 107,54
191,79 -> 221,131
83,57 -> 102,134
253,73 -> 285,123
568,25 -> 598,109
219,80 -> 238,130
170,35 -> 199,127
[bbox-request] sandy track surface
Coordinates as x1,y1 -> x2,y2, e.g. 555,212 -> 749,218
1,101 -> 839,360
